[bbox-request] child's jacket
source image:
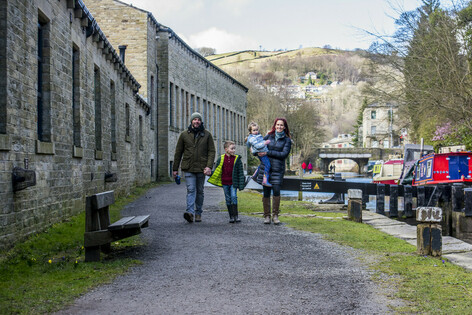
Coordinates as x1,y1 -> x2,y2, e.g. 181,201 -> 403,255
208,154 -> 246,190
246,134 -> 269,153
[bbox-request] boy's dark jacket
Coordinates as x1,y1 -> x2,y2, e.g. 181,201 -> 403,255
208,154 -> 246,190
173,128 -> 216,173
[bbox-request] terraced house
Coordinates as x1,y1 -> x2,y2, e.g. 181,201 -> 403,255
0,0 -> 247,250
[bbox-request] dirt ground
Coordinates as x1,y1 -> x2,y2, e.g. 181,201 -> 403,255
57,183 -> 404,314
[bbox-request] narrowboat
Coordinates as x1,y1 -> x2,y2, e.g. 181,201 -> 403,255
399,144 -> 435,185
373,159 -> 404,184
412,151 -> 472,186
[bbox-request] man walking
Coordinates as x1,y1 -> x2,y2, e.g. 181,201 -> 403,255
173,112 -> 216,223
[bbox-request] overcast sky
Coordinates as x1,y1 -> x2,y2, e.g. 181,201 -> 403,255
118,0 -> 456,53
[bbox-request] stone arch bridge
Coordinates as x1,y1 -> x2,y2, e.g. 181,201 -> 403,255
308,147 -> 403,174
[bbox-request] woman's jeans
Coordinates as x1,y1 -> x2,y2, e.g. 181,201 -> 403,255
222,184 -> 238,205
184,172 -> 205,215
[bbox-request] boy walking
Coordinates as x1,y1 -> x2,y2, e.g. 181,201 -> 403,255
208,141 -> 246,223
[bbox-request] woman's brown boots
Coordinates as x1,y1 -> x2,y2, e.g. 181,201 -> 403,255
272,196 -> 281,225
263,197 -> 271,224
263,196 -> 280,225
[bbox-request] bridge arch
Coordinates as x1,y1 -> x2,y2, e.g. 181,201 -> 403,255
309,147 -> 403,174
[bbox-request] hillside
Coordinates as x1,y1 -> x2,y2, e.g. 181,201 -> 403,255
206,47 -> 370,143
207,47 -> 340,68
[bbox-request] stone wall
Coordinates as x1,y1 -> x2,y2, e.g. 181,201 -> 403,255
0,0 -> 153,250
85,0 -> 248,180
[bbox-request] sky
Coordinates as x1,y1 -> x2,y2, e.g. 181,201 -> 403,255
118,0 -> 457,53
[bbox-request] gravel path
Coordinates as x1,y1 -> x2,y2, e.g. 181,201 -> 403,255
58,183 -> 401,314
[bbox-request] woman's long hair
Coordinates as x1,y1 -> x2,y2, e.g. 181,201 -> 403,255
267,117 -> 291,138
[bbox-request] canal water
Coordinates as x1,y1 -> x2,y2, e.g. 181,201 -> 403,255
280,172 -> 403,211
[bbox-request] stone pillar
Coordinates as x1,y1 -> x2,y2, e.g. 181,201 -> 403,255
376,184 -> 385,215
404,185 -> 414,218
416,207 -> 442,257
347,189 -> 363,223
389,185 -> 398,218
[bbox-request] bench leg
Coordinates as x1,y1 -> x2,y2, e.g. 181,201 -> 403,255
85,246 -> 101,262
101,243 -> 111,254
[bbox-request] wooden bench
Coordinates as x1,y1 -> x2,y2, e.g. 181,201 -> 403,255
84,190 -> 150,262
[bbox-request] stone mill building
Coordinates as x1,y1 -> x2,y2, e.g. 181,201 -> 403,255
0,0 -> 248,249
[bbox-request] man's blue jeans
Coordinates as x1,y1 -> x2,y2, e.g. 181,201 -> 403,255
222,184 -> 238,205
184,172 -> 205,215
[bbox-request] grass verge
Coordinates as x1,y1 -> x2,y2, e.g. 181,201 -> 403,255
0,182 -> 162,315
238,190 -> 472,314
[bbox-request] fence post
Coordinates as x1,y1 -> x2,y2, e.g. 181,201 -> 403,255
437,185 -> 452,236
417,186 -> 425,207
452,183 -> 464,212
404,185 -> 413,218
362,193 -> 369,210
465,188 -> 472,217
389,185 -> 398,218
298,170 -> 303,201
376,184 -> 385,215
347,189 -> 363,223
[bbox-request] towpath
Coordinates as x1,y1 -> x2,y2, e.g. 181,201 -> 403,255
58,183 -> 401,314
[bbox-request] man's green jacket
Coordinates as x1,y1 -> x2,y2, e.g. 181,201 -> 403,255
173,129 -> 216,173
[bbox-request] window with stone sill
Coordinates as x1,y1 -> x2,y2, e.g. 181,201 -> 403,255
37,13 -> 52,143
169,82 -> 173,127
125,103 -> 130,142
371,110 -> 376,119
0,2 -> 6,135
139,115 -> 143,150
72,44 -> 81,148
110,80 -> 116,153
94,65 -> 102,152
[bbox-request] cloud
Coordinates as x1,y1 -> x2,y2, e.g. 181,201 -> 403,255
216,0 -> 251,16
186,27 -> 257,53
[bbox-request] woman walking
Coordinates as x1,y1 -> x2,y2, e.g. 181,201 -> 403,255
255,118 -> 292,225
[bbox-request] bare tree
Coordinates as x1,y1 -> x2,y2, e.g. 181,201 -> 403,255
196,47 -> 216,57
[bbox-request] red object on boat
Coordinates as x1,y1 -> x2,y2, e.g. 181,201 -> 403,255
373,159 -> 404,185
412,151 -> 472,186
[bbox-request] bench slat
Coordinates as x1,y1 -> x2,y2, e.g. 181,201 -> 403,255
92,190 -> 115,209
108,215 -> 150,231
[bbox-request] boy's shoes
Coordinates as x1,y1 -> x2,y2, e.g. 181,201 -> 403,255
229,216 -> 235,223
195,214 -> 202,222
262,175 -> 272,187
264,216 -> 271,224
183,212 -> 194,223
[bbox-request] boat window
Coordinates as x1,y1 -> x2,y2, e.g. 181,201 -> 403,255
427,160 -> 432,177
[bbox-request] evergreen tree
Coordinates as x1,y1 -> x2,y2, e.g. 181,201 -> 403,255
351,98 -> 367,147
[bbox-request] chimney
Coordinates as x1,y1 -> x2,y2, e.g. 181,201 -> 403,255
119,45 -> 127,63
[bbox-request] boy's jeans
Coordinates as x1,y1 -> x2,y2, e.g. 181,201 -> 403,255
222,184 -> 238,205
185,172 -> 205,215
259,155 -> 271,181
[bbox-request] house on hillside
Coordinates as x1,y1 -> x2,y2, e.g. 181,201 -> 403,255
362,102 -> 402,148
305,72 -> 317,81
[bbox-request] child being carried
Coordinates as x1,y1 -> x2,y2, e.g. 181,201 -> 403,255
246,122 -> 271,187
